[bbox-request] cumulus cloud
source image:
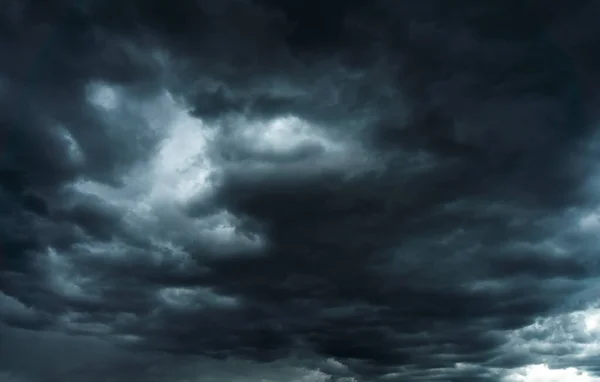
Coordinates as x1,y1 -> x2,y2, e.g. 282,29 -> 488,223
1,0 -> 600,381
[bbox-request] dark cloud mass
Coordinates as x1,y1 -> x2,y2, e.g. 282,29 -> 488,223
1,0 -> 600,381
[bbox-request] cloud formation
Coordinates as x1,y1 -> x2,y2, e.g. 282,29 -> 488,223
1,0 -> 600,380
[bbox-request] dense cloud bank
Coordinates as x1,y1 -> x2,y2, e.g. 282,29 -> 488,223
1,0 -> 600,381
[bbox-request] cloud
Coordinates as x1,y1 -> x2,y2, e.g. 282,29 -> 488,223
504,364 -> 600,382
1,0 -> 600,381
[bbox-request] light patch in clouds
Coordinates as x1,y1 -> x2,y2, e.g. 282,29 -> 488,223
577,211 -> 600,232
293,369 -> 333,382
157,286 -> 239,310
200,210 -> 264,247
70,88 -> 266,257
219,114 -> 373,180
54,125 -> 85,166
239,115 -> 338,157
583,309 -> 600,333
86,82 -> 121,111
503,305 -> 600,373
323,358 -> 349,373
149,99 -> 216,207
504,364 -> 600,382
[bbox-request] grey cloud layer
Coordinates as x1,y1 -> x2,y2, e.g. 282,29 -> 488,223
1,0 -> 600,381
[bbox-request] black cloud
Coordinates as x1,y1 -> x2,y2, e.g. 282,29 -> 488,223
1,0 -> 600,381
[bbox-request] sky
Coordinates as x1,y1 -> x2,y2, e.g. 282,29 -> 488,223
1,0 -> 600,381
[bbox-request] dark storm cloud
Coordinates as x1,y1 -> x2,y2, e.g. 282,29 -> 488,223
1,0 -> 600,381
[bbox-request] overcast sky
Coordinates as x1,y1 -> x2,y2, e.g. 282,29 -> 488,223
1,1 -> 600,381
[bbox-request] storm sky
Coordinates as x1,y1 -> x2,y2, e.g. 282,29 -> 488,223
1,1 -> 600,381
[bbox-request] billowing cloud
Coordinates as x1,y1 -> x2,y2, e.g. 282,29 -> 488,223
1,0 -> 600,381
